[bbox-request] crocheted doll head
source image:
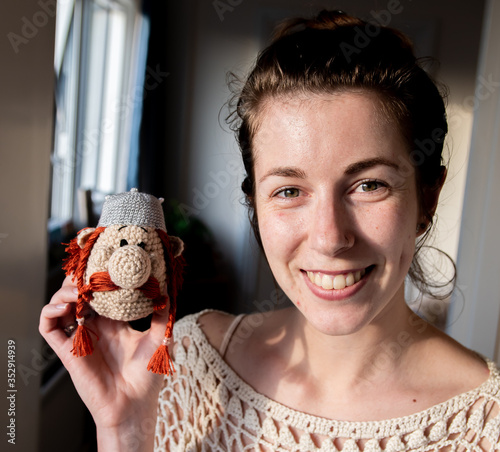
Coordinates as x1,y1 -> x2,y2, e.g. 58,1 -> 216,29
63,189 -> 185,375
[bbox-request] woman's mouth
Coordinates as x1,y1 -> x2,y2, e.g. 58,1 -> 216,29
304,266 -> 373,290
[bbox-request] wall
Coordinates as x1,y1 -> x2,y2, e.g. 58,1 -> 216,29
447,0 -> 500,361
164,0 -> 486,313
0,0 -> 55,450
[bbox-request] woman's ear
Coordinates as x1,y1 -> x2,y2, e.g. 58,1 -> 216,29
418,166 -> 447,234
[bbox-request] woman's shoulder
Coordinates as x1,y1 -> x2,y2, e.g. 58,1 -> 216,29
174,309 -> 238,354
173,308 -> 285,362
416,325 -> 495,398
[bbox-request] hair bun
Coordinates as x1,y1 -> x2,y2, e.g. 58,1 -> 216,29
273,9 -> 364,40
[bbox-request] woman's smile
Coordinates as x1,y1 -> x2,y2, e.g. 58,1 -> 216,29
254,91 -> 420,335
305,267 -> 367,290
301,266 -> 373,302
306,268 -> 366,290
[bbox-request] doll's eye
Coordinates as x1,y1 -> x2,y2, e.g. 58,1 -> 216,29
138,242 -> 146,249
120,239 -> 128,247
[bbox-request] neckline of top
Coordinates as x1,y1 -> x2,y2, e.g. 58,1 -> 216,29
180,309 -> 499,432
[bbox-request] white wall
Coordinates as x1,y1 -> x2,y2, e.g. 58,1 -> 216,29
0,0 -> 55,450
446,0 -> 500,362
168,0 -> 485,312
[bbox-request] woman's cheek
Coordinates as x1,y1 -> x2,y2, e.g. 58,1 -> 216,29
371,205 -> 416,261
260,210 -> 305,257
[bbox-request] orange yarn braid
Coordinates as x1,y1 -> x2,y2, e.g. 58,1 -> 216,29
63,227 -> 105,356
147,229 -> 186,374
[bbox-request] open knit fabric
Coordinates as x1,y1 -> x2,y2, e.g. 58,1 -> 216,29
155,311 -> 500,451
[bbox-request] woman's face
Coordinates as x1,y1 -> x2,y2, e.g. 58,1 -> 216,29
253,91 -> 420,336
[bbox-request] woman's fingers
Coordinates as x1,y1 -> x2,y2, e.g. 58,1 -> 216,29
47,280 -> 77,305
39,304 -> 74,352
48,283 -> 77,321
40,283 -> 78,352
61,274 -> 77,288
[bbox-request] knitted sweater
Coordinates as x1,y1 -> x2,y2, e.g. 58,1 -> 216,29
154,311 -> 500,451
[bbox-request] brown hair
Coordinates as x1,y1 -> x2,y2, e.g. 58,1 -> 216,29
229,10 -> 453,299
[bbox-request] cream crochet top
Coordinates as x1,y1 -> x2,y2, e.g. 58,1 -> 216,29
154,311 -> 500,451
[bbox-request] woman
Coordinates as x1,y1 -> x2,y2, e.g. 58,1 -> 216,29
40,10 -> 500,451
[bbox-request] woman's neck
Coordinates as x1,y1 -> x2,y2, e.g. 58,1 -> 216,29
282,299 -> 431,391
227,296 -> 488,421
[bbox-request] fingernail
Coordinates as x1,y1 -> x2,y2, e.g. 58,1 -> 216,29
72,288 -> 79,295
55,303 -> 68,310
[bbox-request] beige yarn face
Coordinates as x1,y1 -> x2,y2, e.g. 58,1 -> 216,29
85,225 -> 167,321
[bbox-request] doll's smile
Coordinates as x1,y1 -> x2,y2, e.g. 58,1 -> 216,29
302,266 -> 372,290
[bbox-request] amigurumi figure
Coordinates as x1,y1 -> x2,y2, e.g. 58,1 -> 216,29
62,189 -> 185,375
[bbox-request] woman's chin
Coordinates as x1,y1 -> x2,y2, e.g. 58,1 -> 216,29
295,301 -> 376,337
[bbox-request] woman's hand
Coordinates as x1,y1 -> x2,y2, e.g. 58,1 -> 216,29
39,275 -> 169,451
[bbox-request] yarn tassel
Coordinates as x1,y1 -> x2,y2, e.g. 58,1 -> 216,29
148,230 -> 185,375
147,336 -> 175,375
72,317 -> 96,357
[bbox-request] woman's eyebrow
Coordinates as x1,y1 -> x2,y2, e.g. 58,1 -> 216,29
259,158 -> 399,183
344,157 -> 400,175
259,166 -> 306,183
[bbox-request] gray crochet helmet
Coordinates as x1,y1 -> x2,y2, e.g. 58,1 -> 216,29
97,188 -> 166,231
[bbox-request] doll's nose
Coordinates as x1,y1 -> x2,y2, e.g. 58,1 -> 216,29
108,245 -> 151,289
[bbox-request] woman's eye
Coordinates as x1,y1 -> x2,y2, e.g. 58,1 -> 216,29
120,239 -> 128,247
358,181 -> 384,192
276,188 -> 300,198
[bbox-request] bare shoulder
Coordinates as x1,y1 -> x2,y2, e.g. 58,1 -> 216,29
419,325 -> 492,392
197,311 -> 237,353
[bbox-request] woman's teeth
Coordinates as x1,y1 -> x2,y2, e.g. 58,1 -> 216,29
307,269 -> 366,290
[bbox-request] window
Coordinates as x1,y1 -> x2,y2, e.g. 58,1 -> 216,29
50,0 -> 148,228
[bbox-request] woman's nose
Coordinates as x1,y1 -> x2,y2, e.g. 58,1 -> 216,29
308,198 -> 354,256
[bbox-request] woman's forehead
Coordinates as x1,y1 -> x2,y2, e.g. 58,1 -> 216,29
252,91 -> 407,169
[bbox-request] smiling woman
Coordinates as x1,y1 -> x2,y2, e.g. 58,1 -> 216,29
40,8 -> 500,452
254,92 -> 421,337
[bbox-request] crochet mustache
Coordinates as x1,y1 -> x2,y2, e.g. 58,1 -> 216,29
79,271 -> 168,310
